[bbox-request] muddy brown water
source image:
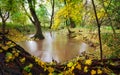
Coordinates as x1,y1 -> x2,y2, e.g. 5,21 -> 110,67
19,32 -> 91,63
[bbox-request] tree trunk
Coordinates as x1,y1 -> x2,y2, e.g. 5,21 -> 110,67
63,0 -> 73,34
49,0 -> 55,29
91,0 -> 103,61
69,18 -> 76,28
27,0 -> 44,40
1,20 -> 6,45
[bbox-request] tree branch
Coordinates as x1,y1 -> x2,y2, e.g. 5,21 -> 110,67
22,2 -> 35,24
0,8 -> 3,19
4,12 -> 9,21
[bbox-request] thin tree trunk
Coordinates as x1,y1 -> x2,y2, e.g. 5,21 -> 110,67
27,0 -> 44,40
91,0 -> 103,61
49,0 -> 55,29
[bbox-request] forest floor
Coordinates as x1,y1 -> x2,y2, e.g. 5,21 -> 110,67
0,27 -> 120,75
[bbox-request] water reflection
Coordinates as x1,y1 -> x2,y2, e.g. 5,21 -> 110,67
19,32 -> 90,63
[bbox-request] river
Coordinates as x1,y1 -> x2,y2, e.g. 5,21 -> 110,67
19,31 -> 91,63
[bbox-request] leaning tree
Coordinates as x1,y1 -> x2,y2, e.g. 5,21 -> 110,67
22,0 -> 44,40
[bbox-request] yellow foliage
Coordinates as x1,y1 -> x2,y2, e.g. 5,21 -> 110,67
91,70 -> 96,75
6,41 -> 12,45
47,67 -> 54,73
14,52 -> 19,57
67,62 -> 73,67
85,59 -> 92,65
48,73 -> 53,75
76,64 -> 81,70
52,1 -> 83,29
84,66 -> 88,73
69,66 -> 75,72
2,46 -> 9,50
64,70 -> 74,75
97,69 -> 102,74
28,64 -> 33,68
97,8 -> 106,19
20,57 -> 26,63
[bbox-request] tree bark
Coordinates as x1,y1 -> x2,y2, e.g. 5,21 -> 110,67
49,0 -> 55,29
91,0 -> 103,61
27,0 -> 44,40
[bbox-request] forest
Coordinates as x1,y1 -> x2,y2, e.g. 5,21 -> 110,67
0,0 -> 120,75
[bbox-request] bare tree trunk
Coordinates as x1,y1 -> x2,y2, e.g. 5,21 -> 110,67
91,0 -> 103,61
27,0 -> 44,40
49,0 -> 55,29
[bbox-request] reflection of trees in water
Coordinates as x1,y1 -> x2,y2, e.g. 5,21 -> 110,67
19,32 -> 91,63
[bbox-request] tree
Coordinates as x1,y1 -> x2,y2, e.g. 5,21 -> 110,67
26,0 -> 44,40
91,0 -> 103,61
0,0 -> 20,44
49,0 -> 55,29
52,0 -> 83,29
36,4 -> 49,27
10,11 -> 28,25
0,9 -> 9,45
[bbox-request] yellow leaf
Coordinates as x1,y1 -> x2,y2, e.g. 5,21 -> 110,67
2,46 -> 9,50
14,52 -> 19,57
48,73 -> 53,75
67,62 -> 73,67
47,67 -> 54,73
91,70 -> 96,75
40,61 -> 45,67
85,59 -> 92,65
6,41 -> 12,45
29,64 -> 33,68
84,66 -> 88,73
20,57 -> 26,63
12,50 -> 16,54
69,66 -> 75,72
76,64 -> 81,70
97,69 -> 102,74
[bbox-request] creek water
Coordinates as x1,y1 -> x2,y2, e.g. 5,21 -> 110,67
19,32 -> 91,63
